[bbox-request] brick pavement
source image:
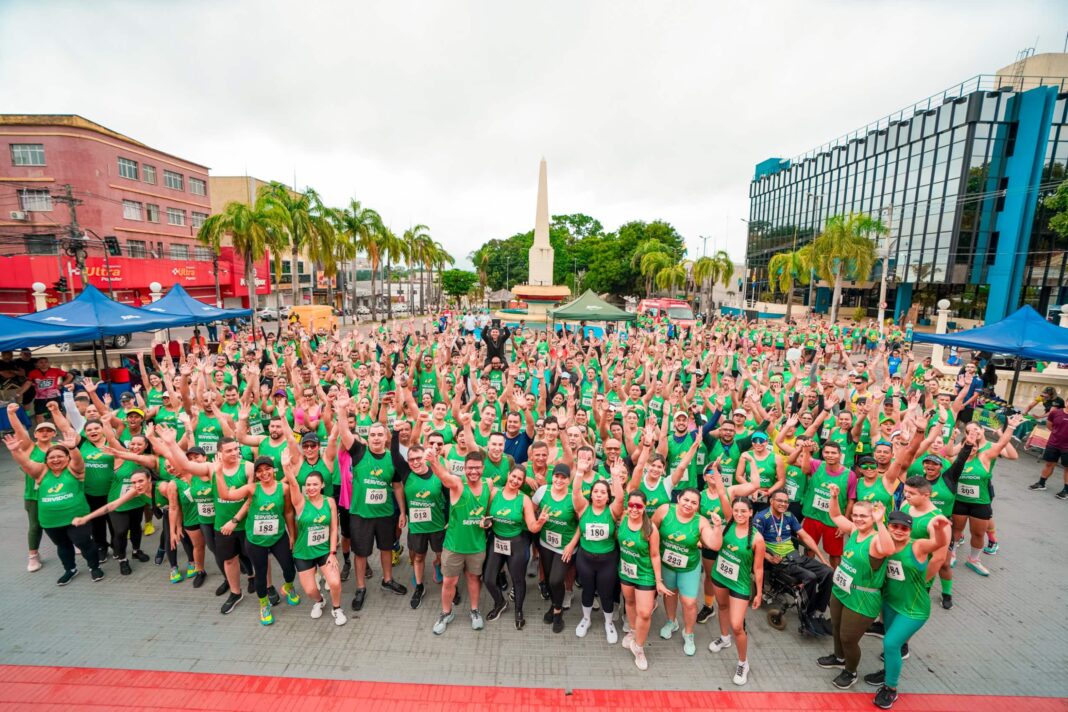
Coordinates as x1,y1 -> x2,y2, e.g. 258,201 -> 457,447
0,451 -> 1065,697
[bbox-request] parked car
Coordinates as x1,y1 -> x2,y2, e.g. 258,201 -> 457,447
356,306 -> 371,316
989,353 -> 1037,371
256,308 -> 280,321
56,333 -> 132,351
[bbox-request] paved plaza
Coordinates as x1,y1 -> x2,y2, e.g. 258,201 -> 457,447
0,451 -> 1065,698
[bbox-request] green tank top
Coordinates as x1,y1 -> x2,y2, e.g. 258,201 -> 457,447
784,464 -> 806,503
482,454 -> 512,488
444,445 -> 467,478
832,530 -> 887,618
257,438 -> 287,479
297,456 -> 334,497
38,468 -> 89,529
353,413 -> 374,439
699,487 -> 726,525
351,449 -> 396,518
152,406 -> 186,440
491,489 -> 526,539
884,545 -> 930,620
712,523 -> 755,596
187,475 -> 215,525
709,440 -> 742,484
658,506 -> 700,573
146,387 -> 164,408
194,414 -> 223,457
617,519 -> 655,586
108,460 -> 150,512
404,470 -> 447,534
537,486 -> 577,553
927,474 -> 956,517
751,451 -> 778,489
246,481 -> 286,547
443,479 -> 490,555
854,475 -> 897,519
900,503 -> 937,542
668,434 -> 698,491
213,463 -> 248,529
174,477 -> 202,528
80,440 -> 115,497
827,428 -> 856,468
803,462 -> 849,526
22,445 -> 46,501
579,505 -> 617,555
577,472 -> 609,500
638,474 -> 671,516
293,496 -> 332,560
956,454 -> 992,505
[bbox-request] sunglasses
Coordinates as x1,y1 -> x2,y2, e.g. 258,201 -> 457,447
858,463 -> 877,470
627,502 -> 645,510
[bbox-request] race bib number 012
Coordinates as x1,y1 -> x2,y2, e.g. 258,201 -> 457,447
410,507 -> 431,523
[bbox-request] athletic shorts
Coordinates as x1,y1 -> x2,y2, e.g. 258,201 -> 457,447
1042,445 -> 1068,467
295,553 -> 331,572
702,548 -> 718,562
33,397 -> 62,416
441,548 -> 486,577
408,529 -> 446,556
802,517 -> 844,557
621,581 -> 657,592
958,406 -> 975,424
713,581 -> 751,601
661,565 -> 702,599
350,513 -> 397,557
215,528 -> 247,562
952,500 -> 993,520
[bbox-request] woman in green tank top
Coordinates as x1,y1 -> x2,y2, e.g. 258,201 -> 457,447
102,433 -> 157,574
570,463 -> 626,642
6,436 -> 104,585
159,466 -> 209,586
282,460 -> 346,626
617,489 -> 671,670
216,456 -> 300,626
820,491 -> 894,687
74,468 -> 155,573
874,510 -> 952,708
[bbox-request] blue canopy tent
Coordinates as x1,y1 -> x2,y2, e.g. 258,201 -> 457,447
913,305 -> 1068,401
141,283 -> 252,323
0,314 -> 99,352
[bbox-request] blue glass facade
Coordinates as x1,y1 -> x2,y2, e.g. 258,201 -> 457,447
748,76 -> 1068,322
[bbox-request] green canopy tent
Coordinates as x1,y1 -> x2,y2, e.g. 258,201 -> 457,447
549,290 -> 635,331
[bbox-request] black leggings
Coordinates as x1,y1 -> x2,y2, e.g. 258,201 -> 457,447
108,508 -> 143,561
575,548 -> 618,613
45,523 -> 100,572
538,543 -> 568,610
484,534 -> 530,612
85,494 -> 113,552
165,527 -> 195,568
247,537 -> 296,599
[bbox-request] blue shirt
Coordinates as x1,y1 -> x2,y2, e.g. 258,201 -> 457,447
504,430 -> 532,465
753,509 -> 803,553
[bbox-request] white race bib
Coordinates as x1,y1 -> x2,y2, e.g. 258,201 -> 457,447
201,441 -> 218,455
957,483 -> 979,499
410,507 -> 431,523
663,550 -> 688,569
621,560 -> 638,579
306,526 -> 328,547
254,517 -> 278,536
249,423 -> 265,436
716,557 -> 739,582
832,566 -> 853,593
544,530 -> 563,548
197,501 -> 215,518
812,494 -> 831,512
493,538 -> 512,556
448,459 -> 465,476
365,488 -> 388,505
585,523 -> 609,541
786,480 -> 799,499
886,559 -> 905,581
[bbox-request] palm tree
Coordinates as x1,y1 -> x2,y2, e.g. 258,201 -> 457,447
470,246 -> 490,306
809,212 -> 883,324
692,250 -> 734,314
428,241 -> 454,310
381,227 -> 406,321
333,201 -> 384,320
655,263 -> 687,295
260,183 -> 334,307
767,248 -> 811,321
403,225 -> 432,314
411,231 -> 434,314
197,195 -> 283,337
638,251 -> 673,296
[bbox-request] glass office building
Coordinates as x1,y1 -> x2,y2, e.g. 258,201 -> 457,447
748,67 -> 1068,322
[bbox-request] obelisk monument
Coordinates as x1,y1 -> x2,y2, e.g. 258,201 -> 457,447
528,158 -> 554,286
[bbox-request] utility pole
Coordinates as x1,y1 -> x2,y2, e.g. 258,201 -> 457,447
699,234 -> 711,258
877,204 -> 894,336
53,184 -> 88,295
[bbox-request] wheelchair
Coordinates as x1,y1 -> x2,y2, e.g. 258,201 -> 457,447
761,560 -> 810,632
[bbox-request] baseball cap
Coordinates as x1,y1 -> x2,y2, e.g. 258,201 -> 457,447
855,454 -> 877,468
127,408 -> 145,418
253,456 -> 276,472
301,433 -> 320,446
1051,397 -> 1065,409
34,422 -> 57,433
922,454 -> 943,465
887,510 -> 913,528
751,431 -> 769,442
673,411 -> 689,421
187,446 -> 207,457
119,392 -> 134,402
732,408 -> 747,417
552,463 -> 571,478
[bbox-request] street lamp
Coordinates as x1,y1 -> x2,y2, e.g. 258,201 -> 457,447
739,218 -> 756,307
805,192 -> 823,310
876,204 -> 896,336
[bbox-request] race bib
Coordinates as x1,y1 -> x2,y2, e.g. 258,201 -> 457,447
197,501 -> 215,518
253,517 -> 278,536
448,459 -> 465,476
493,538 -> 512,556
812,494 -> 830,512
716,557 -> 739,581
886,559 -> 905,581
249,423 -> 265,436
356,425 -> 370,438
621,561 -> 638,579
365,488 -> 388,505
786,480 -> 799,499
662,550 -> 688,569
201,441 -> 218,455
544,530 -> 563,548
585,523 -> 609,541
957,483 -> 979,499
832,566 -> 853,593
410,507 -> 431,523
307,526 -> 328,547
120,483 -> 133,498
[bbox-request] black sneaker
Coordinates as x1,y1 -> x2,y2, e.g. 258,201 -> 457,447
267,586 -> 281,606
878,643 -> 910,662
508,588 -> 515,602
832,670 -> 858,689
410,584 -> 425,610
119,560 -> 132,576
381,579 -> 408,595
941,593 -> 953,610
57,569 -> 78,586
873,685 -> 899,709
131,550 -> 150,563
154,548 -> 165,565
696,605 -> 715,624
215,581 -> 230,596
552,612 -> 564,634
352,587 -> 367,611
247,577 -> 256,594
220,592 -> 243,614
340,558 -> 352,582
817,654 -> 846,669
192,571 -> 207,589
515,610 -> 526,630
90,567 -> 105,582
486,600 -> 508,622
543,608 -> 555,624
864,669 -> 886,687
865,621 -> 885,638
539,581 -> 550,600
1029,481 -> 1048,491
1057,490 -> 1068,501
98,546 -> 109,562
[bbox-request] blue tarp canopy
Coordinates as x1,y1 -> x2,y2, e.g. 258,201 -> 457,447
913,305 -> 1068,363
20,284 -> 192,337
141,284 -> 251,323
0,313 -> 100,351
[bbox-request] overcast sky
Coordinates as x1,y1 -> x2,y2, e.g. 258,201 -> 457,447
2,0 -> 1065,271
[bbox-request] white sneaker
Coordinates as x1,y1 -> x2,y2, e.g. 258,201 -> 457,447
733,661 -> 749,685
709,636 -> 733,652
659,618 -> 679,639
310,599 -> 325,619
27,553 -> 42,573
633,644 -> 648,671
332,608 -> 348,626
605,621 -> 618,645
622,631 -> 634,650
575,617 -> 591,638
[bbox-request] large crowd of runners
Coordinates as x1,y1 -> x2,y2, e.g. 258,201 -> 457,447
5,308 -> 1060,710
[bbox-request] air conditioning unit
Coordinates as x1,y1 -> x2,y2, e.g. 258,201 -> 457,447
9,211 -> 27,221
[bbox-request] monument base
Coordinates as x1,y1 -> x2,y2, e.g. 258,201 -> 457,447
505,284 -> 571,325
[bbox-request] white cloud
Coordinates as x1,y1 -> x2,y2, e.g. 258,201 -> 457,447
1,0 -> 1064,272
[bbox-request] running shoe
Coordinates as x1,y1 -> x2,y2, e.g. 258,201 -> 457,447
486,600 -> 508,622
169,567 -> 184,584
575,617 -> 591,638
543,607 -> 555,624
352,587 -> 367,611
410,584 -> 426,610
132,550 -> 150,563
340,558 -> 351,581
515,610 -> 526,630
941,593 -> 953,610
983,541 -> 999,555
1028,481 -> 1048,491
311,599 -> 325,619
433,561 -> 443,583
284,584 -> 300,606
267,586 -> 281,606
119,560 -> 132,576
605,620 -> 618,645
552,612 -> 564,634
864,669 -> 886,687
27,553 -> 42,573
143,522 -> 155,536
1057,489 -> 1068,500
186,561 -> 197,577
966,559 -> 990,577
221,592 -> 243,614
192,571 -> 206,589
215,581 -> 230,596
391,543 -> 404,567
471,609 -> 485,630
696,605 -> 716,624
865,621 -> 885,638
659,618 -> 679,640
432,610 -> 454,635
622,632 -> 634,650
682,632 -> 696,656
816,654 -> 845,669
633,644 -> 648,671
56,569 -> 78,586
538,581 -> 550,600
90,567 -> 104,582
873,685 -> 899,709
832,670 -> 858,689
381,579 -> 408,595
332,607 -> 348,626
260,602 -> 274,626
733,661 -> 750,686
709,636 -> 733,653
154,549 -> 164,566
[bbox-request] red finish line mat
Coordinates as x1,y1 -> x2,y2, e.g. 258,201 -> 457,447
1,665 -> 1065,711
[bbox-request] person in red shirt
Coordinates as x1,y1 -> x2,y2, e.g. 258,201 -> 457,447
19,356 -> 72,423
1029,396 -> 1068,499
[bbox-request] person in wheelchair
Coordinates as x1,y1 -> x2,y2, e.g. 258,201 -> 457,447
754,489 -> 833,637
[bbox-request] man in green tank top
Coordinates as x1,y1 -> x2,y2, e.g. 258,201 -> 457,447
427,450 -> 491,636
395,444 -> 447,610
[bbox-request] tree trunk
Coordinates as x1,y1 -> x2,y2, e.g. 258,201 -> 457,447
829,266 -> 843,324
386,258 -> 394,321
291,246 -> 299,307
370,260 -> 378,322
244,252 -> 258,340
784,278 -> 794,321
351,258 -> 359,323
419,263 -> 426,315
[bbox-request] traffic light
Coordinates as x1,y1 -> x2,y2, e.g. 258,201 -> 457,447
104,235 -> 121,256
54,277 -> 68,293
